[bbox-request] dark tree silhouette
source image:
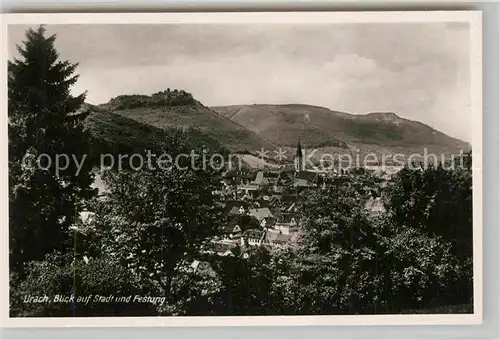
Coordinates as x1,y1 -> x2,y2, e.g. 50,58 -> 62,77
8,26 -> 95,273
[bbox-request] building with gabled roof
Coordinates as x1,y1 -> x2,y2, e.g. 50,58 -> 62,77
273,212 -> 299,235
224,214 -> 260,235
247,207 -> 274,222
210,240 -> 238,256
241,229 -> 267,246
294,170 -> 321,187
251,171 -> 266,185
273,171 -> 294,193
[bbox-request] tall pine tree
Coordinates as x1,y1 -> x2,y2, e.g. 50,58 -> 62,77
8,26 -> 95,273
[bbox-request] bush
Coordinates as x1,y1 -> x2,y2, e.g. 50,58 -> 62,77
10,252 -> 157,317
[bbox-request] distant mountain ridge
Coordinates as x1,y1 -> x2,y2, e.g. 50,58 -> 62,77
211,104 -> 470,152
83,90 -> 470,162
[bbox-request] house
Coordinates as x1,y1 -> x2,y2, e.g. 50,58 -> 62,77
247,207 -> 274,222
273,171 -> 294,193
212,240 -> 238,256
365,165 -> 403,179
251,171 -> 267,186
240,192 -> 252,201
252,170 -> 281,187
269,194 -> 283,206
241,229 -> 266,246
228,206 -> 241,215
224,214 -> 261,240
294,170 -> 320,187
279,193 -> 298,206
189,260 -> 216,275
225,224 -> 242,239
274,214 -> 299,235
222,169 -> 244,181
224,200 -> 247,209
227,203 -> 249,216
252,200 -> 270,209
227,244 -> 259,259
260,217 -> 275,229
237,183 -> 260,199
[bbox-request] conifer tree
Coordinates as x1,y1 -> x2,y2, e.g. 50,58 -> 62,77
8,26 -> 95,273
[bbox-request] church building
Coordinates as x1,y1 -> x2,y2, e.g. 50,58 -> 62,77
292,138 -> 321,187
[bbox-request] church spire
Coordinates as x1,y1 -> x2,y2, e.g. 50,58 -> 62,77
295,138 -> 303,158
294,137 -> 303,172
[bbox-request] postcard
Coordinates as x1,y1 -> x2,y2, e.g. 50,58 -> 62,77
0,11 -> 482,327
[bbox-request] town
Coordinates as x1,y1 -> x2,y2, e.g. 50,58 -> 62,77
202,139 -> 389,260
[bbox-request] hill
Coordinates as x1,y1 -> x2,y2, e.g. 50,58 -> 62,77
81,103 -> 225,160
211,104 -> 471,161
96,90 -> 274,153
211,104 -> 470,151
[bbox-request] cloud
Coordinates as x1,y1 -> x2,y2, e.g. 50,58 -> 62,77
8,22 -> 472,142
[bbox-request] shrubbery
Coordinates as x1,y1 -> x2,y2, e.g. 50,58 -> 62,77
10,252 -> 156,317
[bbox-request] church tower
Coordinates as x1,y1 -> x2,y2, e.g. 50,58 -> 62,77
294,138 -> 304,172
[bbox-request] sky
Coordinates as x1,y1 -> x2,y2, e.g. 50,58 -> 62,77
8,23 -> 472,142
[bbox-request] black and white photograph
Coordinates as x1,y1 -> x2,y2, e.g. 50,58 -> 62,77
1,11 -> 482,326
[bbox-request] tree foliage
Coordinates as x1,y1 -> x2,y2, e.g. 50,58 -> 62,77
9,251 -> 156,317
384,157 -> 473,305
8,26 -> 95,272
265,173 -> 468,315
9,26 -> 474,317
87,143 -> 224,313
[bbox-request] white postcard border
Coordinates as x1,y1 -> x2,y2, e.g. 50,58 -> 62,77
0,10 -> 483,328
